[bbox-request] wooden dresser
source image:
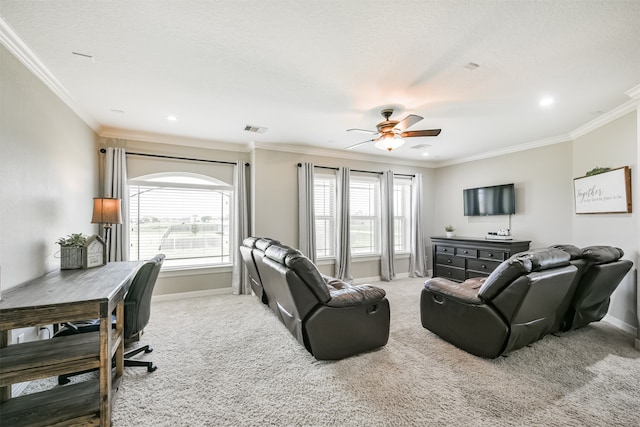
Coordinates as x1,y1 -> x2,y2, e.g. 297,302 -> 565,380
431,236 -> 531,282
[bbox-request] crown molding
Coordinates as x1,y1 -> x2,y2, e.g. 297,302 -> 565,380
251,141 -> 437,169
570,98 -> 639,140
99,127 -> 251,153
0,16 -> 100,131
625,83 -> 640,100
433,134 -> 574,168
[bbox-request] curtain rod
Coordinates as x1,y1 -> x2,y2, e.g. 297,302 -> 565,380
297,163 -> 414,178
99,148 -> 249,166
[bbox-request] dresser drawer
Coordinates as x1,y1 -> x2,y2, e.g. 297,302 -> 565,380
434,265 -> 466,282
435,254 -> 465,268
467,258 -> 501,274
455,247 -> 477,258
478,249 -> 507,261
436,245 -> 455,255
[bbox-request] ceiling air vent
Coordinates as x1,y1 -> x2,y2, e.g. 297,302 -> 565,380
410,143 -> 431,149
244,125 -> 268,133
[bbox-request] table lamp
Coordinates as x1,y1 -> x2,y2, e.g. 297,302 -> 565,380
91,197 -> 123,248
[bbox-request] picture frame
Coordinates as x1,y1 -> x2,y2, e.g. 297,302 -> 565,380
573,166 -> 632,214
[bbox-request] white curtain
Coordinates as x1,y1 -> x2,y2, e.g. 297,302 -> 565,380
298,162 -> 316,262
232,161 -> 251,295
334,167 -> 351,281
103,147 -> 129,262
409,173 -> 427,277
380,170 -> 395,281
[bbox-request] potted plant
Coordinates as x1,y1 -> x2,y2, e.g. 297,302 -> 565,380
445,225 -> 455,238
56,233 -> 88,269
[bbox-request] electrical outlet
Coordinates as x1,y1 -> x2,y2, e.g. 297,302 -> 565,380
17,333 -> 25,344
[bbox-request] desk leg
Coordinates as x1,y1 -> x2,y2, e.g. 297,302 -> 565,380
115,301 -> 124,377
99,305 -> 112,426
0,330 -> 9,401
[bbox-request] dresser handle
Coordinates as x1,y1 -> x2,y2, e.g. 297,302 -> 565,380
447,259 -> 452,263
481,265 -> 486,269
463,250 -> 468,254
442,248 -> 448,252
488,253 -> 494,257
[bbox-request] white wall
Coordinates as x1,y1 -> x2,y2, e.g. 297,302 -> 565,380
0,45 -> 99,295
433,142 -> 574,249
571,112 -> 637,330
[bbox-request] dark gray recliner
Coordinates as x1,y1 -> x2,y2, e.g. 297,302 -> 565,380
551,244 -> 633,332
242,238 -> 390,360
421,248 -> 578,358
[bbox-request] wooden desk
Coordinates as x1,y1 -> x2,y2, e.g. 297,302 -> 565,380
0,261 -> 142,427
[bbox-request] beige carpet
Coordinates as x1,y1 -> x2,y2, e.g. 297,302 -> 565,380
25,277 -> 640,426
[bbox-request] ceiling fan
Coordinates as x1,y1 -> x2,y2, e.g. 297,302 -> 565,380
346,109 -> 441,152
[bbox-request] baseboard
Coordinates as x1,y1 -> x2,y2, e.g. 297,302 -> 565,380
635,338 -> 640,350
602,313 -> 638,337
152,287 -> 231,302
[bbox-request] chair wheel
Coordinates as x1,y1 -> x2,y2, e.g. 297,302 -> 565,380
144,347 -> 153,354
148,364 -> 158,372
58,376 -> 70,385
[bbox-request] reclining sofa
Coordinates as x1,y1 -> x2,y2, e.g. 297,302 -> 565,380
240,237 -> 390,360
420,245 -> 632,358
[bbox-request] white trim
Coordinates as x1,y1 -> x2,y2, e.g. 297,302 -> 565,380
252,141 -> 436,169
602,314 -> 637,337
159,264 -> 233,278
569,98 -> 639,140
152,287 -> 231,302
99,129 -> 250,153
0,17 -> 100,131
625,83 -> 640,100
434,134 -> 572,168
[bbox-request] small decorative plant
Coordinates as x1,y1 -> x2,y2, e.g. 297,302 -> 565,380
445,225 -> 455,232
585,166 -> 611,176
56,233 -> 88,247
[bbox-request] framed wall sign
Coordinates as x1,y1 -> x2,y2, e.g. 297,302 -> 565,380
574,166 -> 632,214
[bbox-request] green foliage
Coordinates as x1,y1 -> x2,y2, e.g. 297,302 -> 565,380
445,225 -> 455,232
191,223 -> 200,236
56,233 -> 88,247
585,166 -> 611,176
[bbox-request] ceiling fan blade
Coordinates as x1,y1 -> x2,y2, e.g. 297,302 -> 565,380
345,138 -> 378,150
347,128 -> 378,135
394,114 -> 423,132
401,129 -> 442,138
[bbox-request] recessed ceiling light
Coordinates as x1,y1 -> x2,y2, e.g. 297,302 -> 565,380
422,152 -> 430,157
464,62 -> 479,71
166,115 -> 178,121
539,97 -> 554,107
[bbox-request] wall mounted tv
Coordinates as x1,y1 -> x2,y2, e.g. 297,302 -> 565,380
463,183 -> 516,216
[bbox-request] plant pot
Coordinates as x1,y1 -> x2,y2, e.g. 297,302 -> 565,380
60,246 -> 85,270
446,232 -> 455,238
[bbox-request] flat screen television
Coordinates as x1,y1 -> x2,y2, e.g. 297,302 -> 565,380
463,183 -> 515,216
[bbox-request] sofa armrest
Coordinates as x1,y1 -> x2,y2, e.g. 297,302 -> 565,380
326,285 -> 386,307
424,277 -> 484,304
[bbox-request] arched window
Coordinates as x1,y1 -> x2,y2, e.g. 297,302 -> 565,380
128,173 -> 233,268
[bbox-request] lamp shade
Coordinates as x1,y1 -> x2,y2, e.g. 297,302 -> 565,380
374,135 -> 405,152
91,197 -> 122,224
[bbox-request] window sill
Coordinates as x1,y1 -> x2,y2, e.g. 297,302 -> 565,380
159,263 -> 233,278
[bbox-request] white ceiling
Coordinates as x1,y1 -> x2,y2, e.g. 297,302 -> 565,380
1,1 -> 639,166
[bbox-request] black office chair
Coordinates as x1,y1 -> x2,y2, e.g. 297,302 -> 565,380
56,254 -> 165,384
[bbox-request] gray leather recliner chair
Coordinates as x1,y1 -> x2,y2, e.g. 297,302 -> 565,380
421,248 -> 578,358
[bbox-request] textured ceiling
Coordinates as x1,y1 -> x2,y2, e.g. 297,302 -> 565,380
1,1 -> 639,165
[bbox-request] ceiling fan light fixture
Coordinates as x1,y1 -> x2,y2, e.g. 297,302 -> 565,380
375,134 -> 405,152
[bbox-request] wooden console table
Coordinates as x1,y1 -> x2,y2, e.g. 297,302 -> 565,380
0,261 -> 142,426
431,236 -> 530,282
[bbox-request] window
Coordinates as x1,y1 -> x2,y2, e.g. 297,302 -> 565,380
350,176 -> 381,255
129,173 -> 232,268
394,177 -> 412,252
314,173 -> 336,258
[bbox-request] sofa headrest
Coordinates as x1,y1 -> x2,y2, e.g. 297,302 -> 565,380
265,244 -> 330,301
550,244 -> 583,260
242,236 -> 259,248
582,246 -> 624,264
255,237 -> 280,252
479,248 -> 570,300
